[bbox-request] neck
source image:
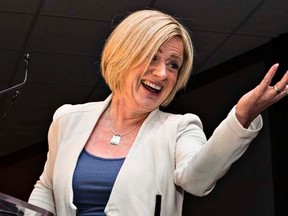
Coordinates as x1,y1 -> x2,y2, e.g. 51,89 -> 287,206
107,95 -> 149,131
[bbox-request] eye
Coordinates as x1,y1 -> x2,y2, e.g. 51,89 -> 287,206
167,61 -> 181,70
151,55 -> 158,62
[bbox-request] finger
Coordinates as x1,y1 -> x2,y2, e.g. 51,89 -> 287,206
275,70 -> 288,91
282,84 -> 288,96
260,63 -> 279,87
272,84 -> 288,98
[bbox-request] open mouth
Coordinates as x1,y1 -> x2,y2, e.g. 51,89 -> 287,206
141,80 -> 162,93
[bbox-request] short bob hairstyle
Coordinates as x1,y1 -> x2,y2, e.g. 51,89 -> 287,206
101,9 -> 194,106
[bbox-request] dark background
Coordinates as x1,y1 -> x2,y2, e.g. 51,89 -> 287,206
0,1 -> 288,215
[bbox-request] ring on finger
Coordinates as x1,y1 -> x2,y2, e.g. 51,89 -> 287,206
273,85 -> 281,94
283,90 -> 287,96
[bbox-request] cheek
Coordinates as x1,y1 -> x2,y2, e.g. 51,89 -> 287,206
126,71 -> 141,86
168,73 -> 178,88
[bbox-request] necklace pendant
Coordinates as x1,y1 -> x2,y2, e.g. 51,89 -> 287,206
110,134 -> 121,145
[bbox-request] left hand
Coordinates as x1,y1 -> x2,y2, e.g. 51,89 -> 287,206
236,63 -> 288,128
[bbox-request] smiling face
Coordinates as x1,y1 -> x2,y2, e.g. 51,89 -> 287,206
101,10 -> 194,108
118,36 -> 184,112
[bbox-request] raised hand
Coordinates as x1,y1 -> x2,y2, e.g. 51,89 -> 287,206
235,64 -> 288,128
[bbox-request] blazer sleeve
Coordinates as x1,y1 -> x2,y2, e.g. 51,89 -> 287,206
173,106 -> 262,196
28,106 -> 66,214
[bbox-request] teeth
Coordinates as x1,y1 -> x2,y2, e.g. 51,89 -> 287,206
142,80 -> 161,90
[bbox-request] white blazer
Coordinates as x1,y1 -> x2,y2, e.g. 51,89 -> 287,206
28,94 -> 262,216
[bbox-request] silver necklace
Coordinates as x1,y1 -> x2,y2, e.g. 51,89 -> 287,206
106,110 -> 140,145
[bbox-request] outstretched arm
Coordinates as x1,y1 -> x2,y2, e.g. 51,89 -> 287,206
236,63 -> 288,128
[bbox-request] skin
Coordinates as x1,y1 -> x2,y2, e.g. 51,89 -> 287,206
86,36 -> 288,158
236,63 -> 288,128
86,36 -> 184,158
109,36 -> 184,132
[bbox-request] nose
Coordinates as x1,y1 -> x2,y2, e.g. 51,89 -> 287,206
152,62 -> 167,80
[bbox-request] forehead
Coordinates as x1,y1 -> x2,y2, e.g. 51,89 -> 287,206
158,36 -> 184,59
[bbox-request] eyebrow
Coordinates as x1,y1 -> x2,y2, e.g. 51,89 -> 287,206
171,54 -> 183,63
158,48 -> 183,62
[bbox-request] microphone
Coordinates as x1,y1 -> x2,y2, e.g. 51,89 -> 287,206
0,53 -> 30,121
0,53 -> 29,95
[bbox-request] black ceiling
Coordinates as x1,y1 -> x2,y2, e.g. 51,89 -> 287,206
1,0 -> 288,156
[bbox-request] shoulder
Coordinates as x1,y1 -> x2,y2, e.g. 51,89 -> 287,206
53,101 -> 105,121
155,110 -> 203,130
51,94 -> 112,121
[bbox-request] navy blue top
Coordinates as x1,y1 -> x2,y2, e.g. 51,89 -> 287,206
73,149 -> 125,216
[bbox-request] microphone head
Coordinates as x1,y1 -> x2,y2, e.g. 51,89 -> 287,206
24,53 -> 30,62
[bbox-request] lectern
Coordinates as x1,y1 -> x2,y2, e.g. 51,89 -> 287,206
0,192 -> 54,215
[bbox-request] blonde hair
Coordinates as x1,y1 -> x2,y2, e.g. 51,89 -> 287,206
101,9 -> 194,106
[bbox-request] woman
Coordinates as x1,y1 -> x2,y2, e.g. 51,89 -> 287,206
28,9 -> 288,215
